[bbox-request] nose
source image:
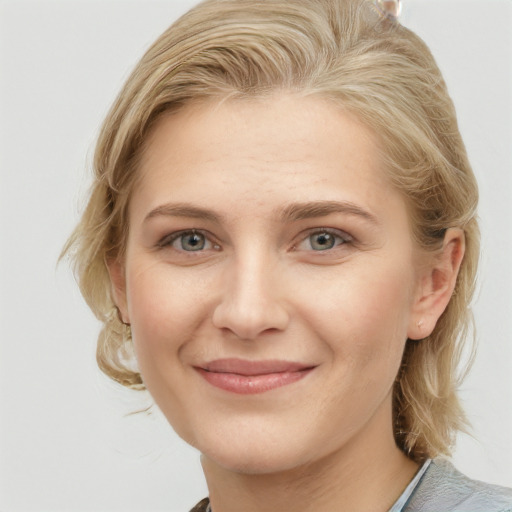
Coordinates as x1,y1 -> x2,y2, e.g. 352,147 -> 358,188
212,253 -> 290,340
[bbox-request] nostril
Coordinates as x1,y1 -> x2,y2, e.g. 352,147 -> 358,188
212,297 -> 289,341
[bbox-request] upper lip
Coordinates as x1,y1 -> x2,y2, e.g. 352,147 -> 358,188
199,358 -> 315,376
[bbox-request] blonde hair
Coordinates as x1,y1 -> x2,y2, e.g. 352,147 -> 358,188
63,0 -> 479,461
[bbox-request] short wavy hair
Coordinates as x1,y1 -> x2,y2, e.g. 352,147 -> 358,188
63,0 -> 479,462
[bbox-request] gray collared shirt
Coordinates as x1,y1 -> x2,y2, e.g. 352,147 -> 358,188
400,458 -> 512,512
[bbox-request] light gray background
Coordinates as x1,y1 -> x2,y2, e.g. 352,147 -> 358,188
0,0 -> 511,510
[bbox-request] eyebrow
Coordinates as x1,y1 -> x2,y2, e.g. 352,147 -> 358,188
145,203 -> 223,223
279,200 -> 380,225
144,200 -> 379,225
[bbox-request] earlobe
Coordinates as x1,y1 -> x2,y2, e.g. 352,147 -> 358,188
106,257 -> 130,324
408,228 -> 465,340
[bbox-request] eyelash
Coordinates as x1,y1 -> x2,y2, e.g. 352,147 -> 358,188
156,228 -> 353,254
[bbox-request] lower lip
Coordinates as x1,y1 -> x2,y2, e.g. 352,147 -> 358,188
196,368 -> 314,394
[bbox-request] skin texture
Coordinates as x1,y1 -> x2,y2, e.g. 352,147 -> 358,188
110,94 -> 464,512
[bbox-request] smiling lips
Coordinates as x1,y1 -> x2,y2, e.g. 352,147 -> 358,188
196,358 -> 315,394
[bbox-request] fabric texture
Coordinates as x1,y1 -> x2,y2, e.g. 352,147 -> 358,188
388,459 -> 432,511
189,458 -> 512,512
403,458 -> 512,512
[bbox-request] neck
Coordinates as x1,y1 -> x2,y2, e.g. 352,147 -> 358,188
201,404 -> 419,512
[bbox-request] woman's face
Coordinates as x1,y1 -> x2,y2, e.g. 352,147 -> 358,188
112,94 -> 428,473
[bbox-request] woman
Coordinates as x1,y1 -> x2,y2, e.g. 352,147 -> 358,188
63,0 -> 512,510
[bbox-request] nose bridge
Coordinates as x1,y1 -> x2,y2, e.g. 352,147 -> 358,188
212,245 -> 289,339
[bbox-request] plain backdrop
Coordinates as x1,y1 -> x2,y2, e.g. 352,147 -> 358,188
0,0 -> 511,510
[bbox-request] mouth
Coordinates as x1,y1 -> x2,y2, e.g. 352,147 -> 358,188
195,358 -> 316,395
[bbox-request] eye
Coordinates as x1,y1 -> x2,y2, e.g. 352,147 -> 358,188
297,229 -> 352,252
158,230 -> 217,252
178,231 -> 207,251
309,232 -> 337,251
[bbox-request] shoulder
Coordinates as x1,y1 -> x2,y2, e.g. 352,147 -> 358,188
404,458 -> 512,512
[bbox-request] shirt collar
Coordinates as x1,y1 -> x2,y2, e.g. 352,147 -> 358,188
388,459 -> 432,512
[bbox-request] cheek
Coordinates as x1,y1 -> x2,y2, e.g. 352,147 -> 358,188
296,260 -> 414,368
125,262 -> 209,366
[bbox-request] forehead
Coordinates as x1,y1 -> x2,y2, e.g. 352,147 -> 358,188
132,94 -> 406,229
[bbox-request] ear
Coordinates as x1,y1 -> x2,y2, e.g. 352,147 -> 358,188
407,228 -> 465,340
106,257 -> 130,325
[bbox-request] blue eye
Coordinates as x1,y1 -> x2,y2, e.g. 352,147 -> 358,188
298,229 -> 351,252
309,232 -> 336,251
157,230 -> 216,252
176,232 -> 207,251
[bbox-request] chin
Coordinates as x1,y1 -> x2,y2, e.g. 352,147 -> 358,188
192,428 -> 317,476
204,447 -> 308,475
